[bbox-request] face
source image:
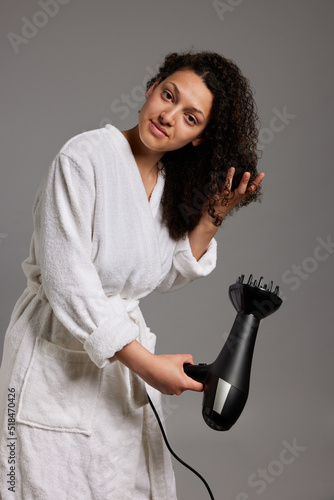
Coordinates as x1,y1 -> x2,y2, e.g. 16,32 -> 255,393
138,69 -> 213,154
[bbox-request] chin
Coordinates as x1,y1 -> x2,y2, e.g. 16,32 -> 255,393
139,127 -> 168,152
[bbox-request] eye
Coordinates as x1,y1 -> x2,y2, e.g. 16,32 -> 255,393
163,90 -> 173,101
185,114 -> 197,125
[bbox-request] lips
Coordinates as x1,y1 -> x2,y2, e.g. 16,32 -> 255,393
150,120 -> 168,138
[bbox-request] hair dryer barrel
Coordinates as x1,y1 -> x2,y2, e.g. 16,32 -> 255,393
185,313 -> 260,431
211,312 -> 260,393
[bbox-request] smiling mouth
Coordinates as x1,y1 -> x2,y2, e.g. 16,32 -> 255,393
150,120 -> 168,137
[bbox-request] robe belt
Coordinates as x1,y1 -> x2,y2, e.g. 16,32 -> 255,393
106,293 -> 156,354
27,277 -> 48,301
26,277 -> 157,358
26,278 -> 156,408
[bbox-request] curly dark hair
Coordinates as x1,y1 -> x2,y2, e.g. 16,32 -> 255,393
146,50 -> 262,241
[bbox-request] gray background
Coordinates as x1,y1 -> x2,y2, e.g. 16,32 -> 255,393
1,1 -> 333,499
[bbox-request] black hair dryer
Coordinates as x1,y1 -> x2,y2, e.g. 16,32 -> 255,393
184,274 -> 282,431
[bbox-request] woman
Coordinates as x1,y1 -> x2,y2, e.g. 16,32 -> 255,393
0,51 -> 264,499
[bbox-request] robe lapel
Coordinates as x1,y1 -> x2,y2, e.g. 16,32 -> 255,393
111,126 -> 163,292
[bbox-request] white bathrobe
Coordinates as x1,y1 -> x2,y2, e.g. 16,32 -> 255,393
0,124 -> 217,500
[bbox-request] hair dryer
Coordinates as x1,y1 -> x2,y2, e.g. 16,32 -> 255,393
184,274 -> 282,431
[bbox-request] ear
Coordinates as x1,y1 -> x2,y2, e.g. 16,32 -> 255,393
145,78 -> 161,99
192,135 -> 205,147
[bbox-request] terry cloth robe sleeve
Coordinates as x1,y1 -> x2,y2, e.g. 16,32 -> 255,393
155,234 -> 217,293
35,153 -> 140,368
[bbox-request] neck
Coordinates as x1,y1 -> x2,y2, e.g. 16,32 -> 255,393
121,125 -> 163,176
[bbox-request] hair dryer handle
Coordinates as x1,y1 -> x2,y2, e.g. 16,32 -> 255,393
184,363 -> 210,383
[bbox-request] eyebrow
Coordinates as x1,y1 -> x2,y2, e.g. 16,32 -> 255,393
165,81 -> 206,119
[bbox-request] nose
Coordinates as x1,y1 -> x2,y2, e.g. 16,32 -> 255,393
159,108 -> 177,126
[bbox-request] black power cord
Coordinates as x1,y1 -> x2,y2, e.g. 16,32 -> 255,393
147,393 -> 215,500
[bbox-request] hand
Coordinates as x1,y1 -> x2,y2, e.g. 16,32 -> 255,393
114,341 -> 203,396
203,167 -> 265,223
142,353 -> 204,396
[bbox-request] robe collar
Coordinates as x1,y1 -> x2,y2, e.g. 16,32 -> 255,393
106,124 -> 165,219
105,125 -> 164,292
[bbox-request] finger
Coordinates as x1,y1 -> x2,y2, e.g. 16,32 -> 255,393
224,167 -> 235,191
235,171 -> 251,196
182,354 -> 194,365
248,172 -> 265,192
188,379 -> 204,392
253,172 -> 265,185
183,372 -> 204,392
181,355 -> 204,392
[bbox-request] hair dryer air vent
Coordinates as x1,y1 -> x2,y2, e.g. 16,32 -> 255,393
184,274 -> 282,431
229,274 -> 282,319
